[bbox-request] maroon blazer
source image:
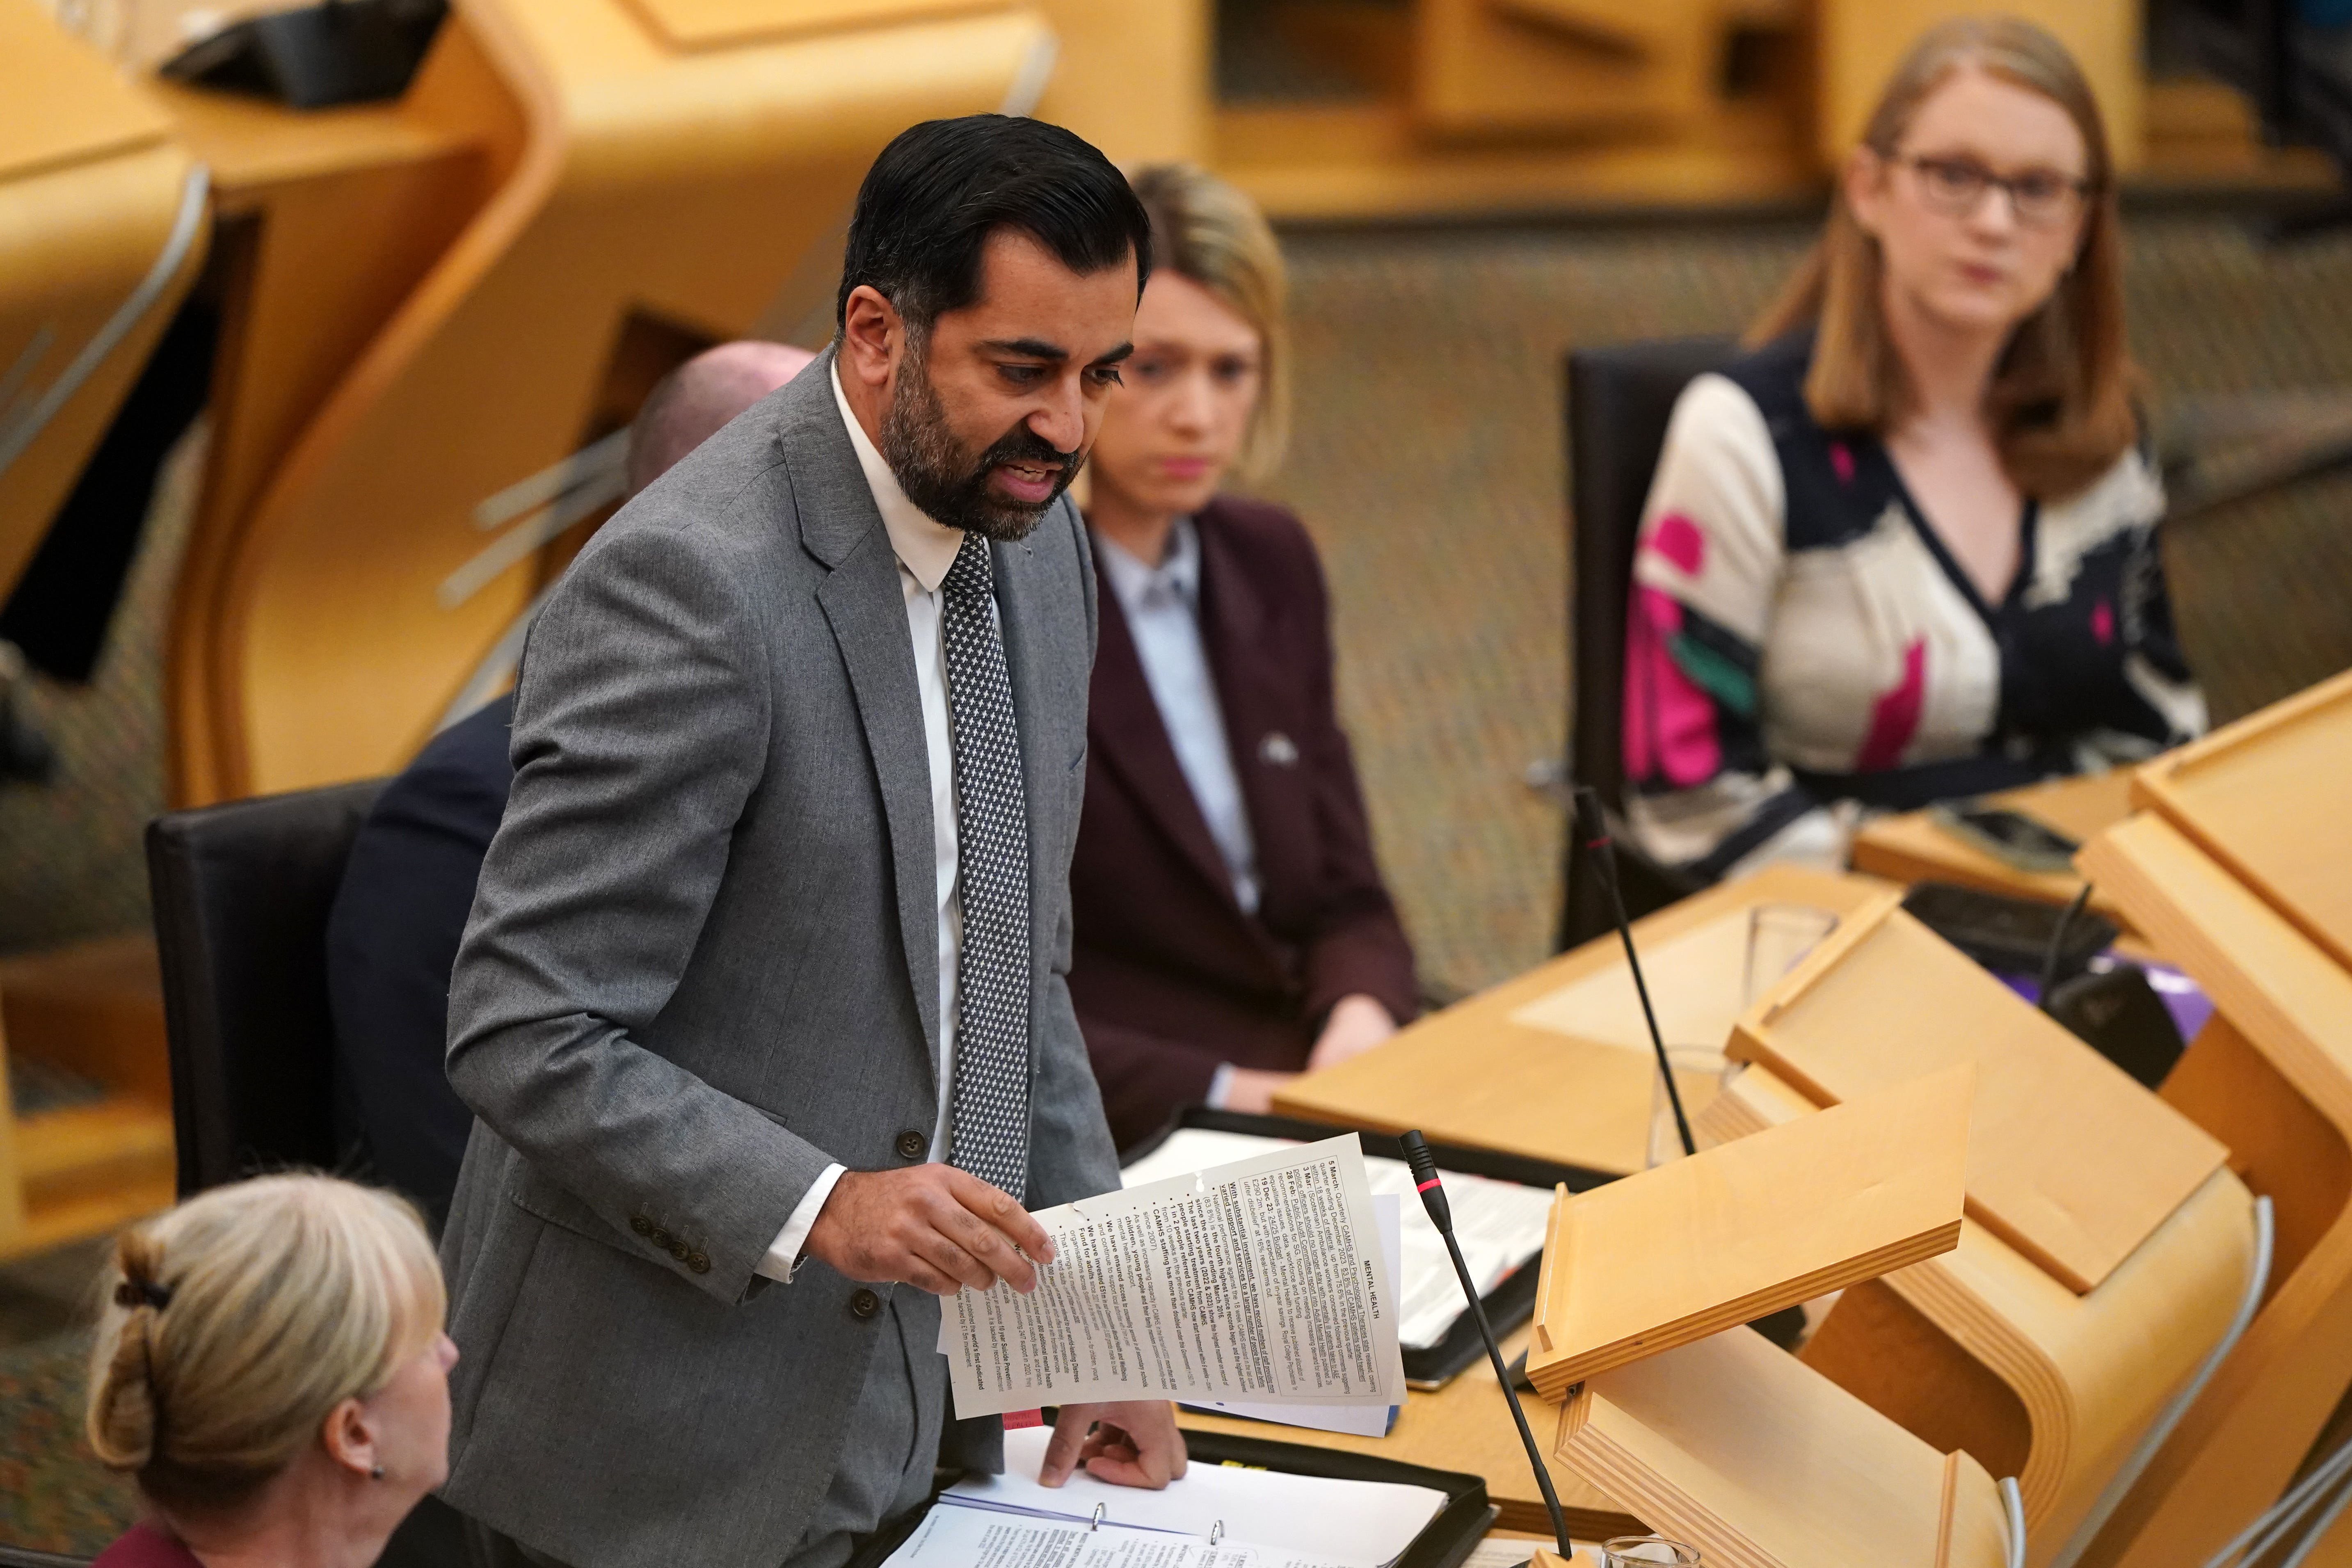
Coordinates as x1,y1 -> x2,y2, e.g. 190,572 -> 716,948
1071,495 -> 1417,1150
92,1525 -> 201,1568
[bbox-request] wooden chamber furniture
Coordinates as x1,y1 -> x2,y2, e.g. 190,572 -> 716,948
1703,1064 -> 2259,1568
1272,863 -> 1894,1175
1849,770 -> 2139,926
0,0 -> 206,601
2068,671 -> 2352,1568
1557,1324 -> 2016,1568
165,0 -> 1058,804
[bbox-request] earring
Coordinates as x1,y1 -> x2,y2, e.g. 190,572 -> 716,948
370,1465 -> 386,1481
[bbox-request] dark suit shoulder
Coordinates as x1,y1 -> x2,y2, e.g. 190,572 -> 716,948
370,693 -> 516,843
1197,494 -> 1323,579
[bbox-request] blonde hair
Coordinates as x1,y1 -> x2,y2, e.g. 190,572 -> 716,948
1129,162 -> 1291,485
1749,15 -> 2137,500
86,1175 -> 444,1516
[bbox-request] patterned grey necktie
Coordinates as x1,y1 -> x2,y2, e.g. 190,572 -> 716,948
939,531 -> 1032,1200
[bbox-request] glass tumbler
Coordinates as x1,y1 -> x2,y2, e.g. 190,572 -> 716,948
1742,903 -> 1840,1008
1648,1046 -> 1737,1167
1602,1536 -> 1701,1566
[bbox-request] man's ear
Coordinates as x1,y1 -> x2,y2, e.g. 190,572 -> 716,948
320,1396 -> 379,1482
840,284 -> 905,391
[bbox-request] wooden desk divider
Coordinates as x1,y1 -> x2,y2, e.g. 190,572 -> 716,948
1556,1323 -> 2014,1568
1522,1068 -> 1972,1398
1710,1062 -> 2260,1564
1273,864 -> 1894,1177
2128,665 -> 2352,974
1729,897 -> 2228,1294
2072,807 -> 2352,1568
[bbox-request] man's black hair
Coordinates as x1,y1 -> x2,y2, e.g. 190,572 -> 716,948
835,114 -> 1152,334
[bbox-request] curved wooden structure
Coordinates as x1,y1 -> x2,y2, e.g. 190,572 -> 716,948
167,0 -> 1056,803
0,0 -> 206,601
2067,686 -> 2352,1568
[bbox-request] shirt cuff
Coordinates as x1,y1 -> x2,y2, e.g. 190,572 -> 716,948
758,1163 -> 848,1282
1205,1063 -> 1237,1112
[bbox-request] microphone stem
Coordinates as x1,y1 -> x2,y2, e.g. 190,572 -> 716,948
1441,1226 -> 1573,1556
1583,811 -> 1696,1159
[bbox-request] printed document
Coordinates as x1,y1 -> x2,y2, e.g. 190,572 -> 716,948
939,1135 -> 1403,1418
1122,1129 -> 1554,1351
889,1426 -> 1447,1568
880,1503 -> 1351,1568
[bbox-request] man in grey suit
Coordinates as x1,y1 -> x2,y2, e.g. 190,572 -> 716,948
436,116 -> 1186,1568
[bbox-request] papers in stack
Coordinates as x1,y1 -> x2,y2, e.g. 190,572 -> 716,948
1122,1128 -> 1555,1353
878,1428 -> 1449,1568
939,1134 -> 1405,1420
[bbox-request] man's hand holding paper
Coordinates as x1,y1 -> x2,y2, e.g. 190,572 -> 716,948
805,1165 -> 1058,1295
937,1134 -> 1406,1418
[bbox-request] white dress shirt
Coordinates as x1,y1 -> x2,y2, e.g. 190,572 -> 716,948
758,361 -> 972,1282
1093,519 -> 1261,914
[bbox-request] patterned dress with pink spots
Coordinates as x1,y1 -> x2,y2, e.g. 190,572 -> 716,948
1622,331 -> 2205,882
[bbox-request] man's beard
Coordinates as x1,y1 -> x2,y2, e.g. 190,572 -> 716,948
879,343 -> 1081,542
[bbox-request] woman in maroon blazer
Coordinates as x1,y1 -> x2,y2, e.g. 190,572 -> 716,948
1074,164 -> 1418,1150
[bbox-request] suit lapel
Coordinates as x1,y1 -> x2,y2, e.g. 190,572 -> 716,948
1199,510 -> 1314,904
987,512 -> 1075,982
1090,569 -> 1247,909
788,347 -> 943,1066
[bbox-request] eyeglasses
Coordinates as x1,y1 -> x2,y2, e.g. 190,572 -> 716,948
1896,153 -> 2093,229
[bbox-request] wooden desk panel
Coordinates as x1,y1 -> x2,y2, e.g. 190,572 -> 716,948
2131,667 -> 2352,974
1732,901 -> 2227,1294
1272,865 -> 1894,1176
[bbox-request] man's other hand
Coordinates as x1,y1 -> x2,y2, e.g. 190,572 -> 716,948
803,1166 -> 1056,1295
1038,1402 -> 1188,1490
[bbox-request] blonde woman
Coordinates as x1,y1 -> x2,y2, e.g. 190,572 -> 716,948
84,1174 -> 457,1568
1072,163 -> 1417,1149
1623,16 -> 2205,882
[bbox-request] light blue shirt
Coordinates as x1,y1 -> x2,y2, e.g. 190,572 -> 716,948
1093,518 -> 1262,916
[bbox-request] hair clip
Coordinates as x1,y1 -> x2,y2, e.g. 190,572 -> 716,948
114,1279 -> 174,1311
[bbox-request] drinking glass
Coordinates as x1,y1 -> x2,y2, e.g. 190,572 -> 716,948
1648,1046 -> 1737,1168
1742,903 -> 1840,1008
1602,1535 -> 1701,1566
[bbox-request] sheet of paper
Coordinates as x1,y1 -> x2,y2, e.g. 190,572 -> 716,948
1187,1195 -> 1401,1437
883,1501 -> 1355,1568
941,1134 -> 1403,1417
940,1426 -> 1449,1568
1124,1129 -> 1554,1351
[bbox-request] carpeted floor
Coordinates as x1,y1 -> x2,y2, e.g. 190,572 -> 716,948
1,206 -> 2350,1559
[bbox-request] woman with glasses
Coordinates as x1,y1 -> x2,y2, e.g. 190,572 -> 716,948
1621,16 -> 2204,882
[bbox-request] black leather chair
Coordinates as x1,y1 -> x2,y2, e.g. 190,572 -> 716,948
145,777 -> 473,1568
1557,335 -> 1738,951
146,779 -> 384,1193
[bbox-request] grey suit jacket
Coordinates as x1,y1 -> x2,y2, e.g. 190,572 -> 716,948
436,346 -> 1122,1568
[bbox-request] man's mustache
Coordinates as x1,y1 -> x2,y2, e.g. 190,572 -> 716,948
977,426 -> 1079,478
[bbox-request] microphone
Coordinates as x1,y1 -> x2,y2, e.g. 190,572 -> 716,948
1401,1129 -> 1573,1560
1573,785 -> 1695,1158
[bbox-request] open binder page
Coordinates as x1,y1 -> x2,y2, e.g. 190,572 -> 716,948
879,1501 -> 1355,1568
1123,1128 -> 1554,1350
933,1427 -> 1448,1568
940,1134 -> 1404,1418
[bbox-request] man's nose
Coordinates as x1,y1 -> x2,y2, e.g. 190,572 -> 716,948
1028,389 -> 1086,455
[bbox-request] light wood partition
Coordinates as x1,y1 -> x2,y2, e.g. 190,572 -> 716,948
1849,769 -> 2138,923
1557,1325 -> 2013,1568
1815,0 -> 2144,171
1526,1068 -> 1970,1396
2073,811 -> 2352,1568
1273,864 -> 1893,1176
167,0 -> 1054,802
1730,898 -> 2227,1294
0,0 -> 206,601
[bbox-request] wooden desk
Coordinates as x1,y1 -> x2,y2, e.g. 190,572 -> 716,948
1273,865 -> 1894,1175
1848,769 -> 2137,925
1179,1324 -> 1641,1541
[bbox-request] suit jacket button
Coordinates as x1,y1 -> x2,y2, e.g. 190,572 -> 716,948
668,1240 -> 691,1262
651,1227 -> 674,1249
630,1216 -> 654,1237
895,1130 -> 926,1161
686,1251 -> 711,1275
850,1289 -> 881,1320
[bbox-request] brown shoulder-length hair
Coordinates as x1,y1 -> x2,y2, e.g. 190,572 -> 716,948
1128,162 -> 1291,486
1749,16 -> 2137,500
